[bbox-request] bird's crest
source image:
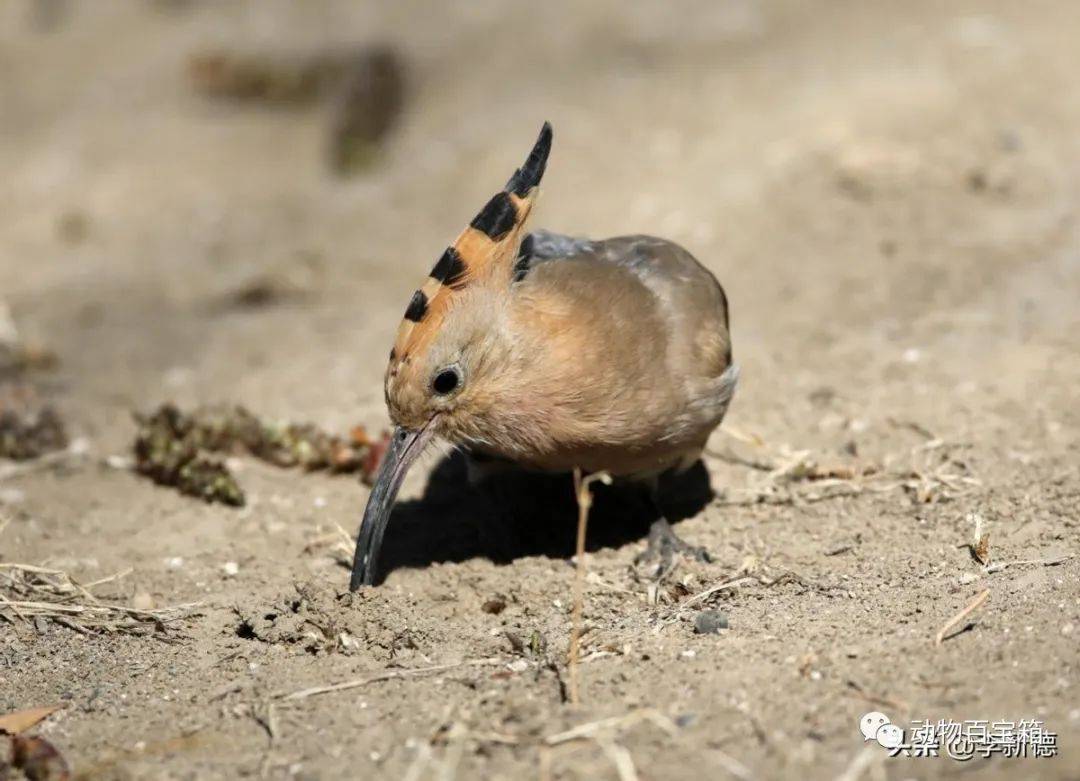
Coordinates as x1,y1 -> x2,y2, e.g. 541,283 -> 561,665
389,122 -> 552,365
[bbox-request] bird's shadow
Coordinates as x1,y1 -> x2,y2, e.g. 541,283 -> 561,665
369,452 -> 713,584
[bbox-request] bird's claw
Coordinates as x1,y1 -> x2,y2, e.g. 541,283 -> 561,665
635,518 -> 710,577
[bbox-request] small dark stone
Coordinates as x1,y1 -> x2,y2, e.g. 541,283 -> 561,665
481,597 -> 507,615
693,609 -> 728,634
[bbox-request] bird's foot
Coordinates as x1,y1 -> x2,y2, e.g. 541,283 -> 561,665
634,517 -> 710,577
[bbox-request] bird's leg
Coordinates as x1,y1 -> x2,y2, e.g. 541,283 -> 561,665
634,479 -> 710,575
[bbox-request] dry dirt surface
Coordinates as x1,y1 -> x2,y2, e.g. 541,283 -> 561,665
1,1 -> 1079,779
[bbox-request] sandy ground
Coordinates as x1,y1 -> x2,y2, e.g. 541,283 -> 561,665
2,1 -> 1079,779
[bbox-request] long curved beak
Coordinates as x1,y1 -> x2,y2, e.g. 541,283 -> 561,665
349,421 -> 437,589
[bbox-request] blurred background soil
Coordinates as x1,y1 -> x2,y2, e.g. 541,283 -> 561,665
1,1 -> 1078,779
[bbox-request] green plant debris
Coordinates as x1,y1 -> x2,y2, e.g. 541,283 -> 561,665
133,404 -> 387,507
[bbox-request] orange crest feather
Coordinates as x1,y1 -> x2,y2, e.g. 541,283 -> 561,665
389,122 -> 553,364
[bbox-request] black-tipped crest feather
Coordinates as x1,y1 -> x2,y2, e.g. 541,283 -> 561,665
430,247 -> 468,288
470,191 -> 518,239
505,121 -> 553,197
403,290 -> 428,322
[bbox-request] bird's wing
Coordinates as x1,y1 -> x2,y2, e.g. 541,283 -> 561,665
516,231 -> 732,380
503,232 -> 736,474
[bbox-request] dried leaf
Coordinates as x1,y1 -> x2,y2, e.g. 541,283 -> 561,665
10,734 -> 70,780
0,706 -> 61,736
972,533 -> 991,566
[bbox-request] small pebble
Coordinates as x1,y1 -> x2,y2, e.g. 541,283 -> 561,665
222,561 -> 240,577
507,659 -> 528,673
1062,622 -> 1074,637
481,597 -> 507,615
694,609 -> 729,634
164,556 -> 184,570
132,592 -> 156,610
105,454 -> 133,470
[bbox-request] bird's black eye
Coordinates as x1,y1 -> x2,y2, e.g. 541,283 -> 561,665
432,367 -> 461,396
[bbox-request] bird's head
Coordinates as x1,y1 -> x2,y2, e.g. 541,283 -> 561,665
351,122 -> 552,588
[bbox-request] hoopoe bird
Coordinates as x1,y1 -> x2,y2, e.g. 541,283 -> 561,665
350,122 -> 738,588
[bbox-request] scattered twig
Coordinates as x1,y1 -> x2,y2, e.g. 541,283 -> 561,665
707,748 -> 757,781
585,571 -> 635,595
715,482 -> 872,507
302,523 -> 356,566
935,589 -> 990,646
0,591 -> 29,623
719,426 -> 766,447
0,562 -> 199,636
983,554 -> 1073,574
704,447 -> 775,472
596,738 -> 639,781
277,658 -> 501,702
887,417 -> 937,440
0,598 -> 200,621
53,616 -> 94,636
681,567 -> 841,611
568,469 -> 611,706
843,680 -> 909,713
966,513 -> 990,565
251,700 -> 279,742
544,709 -> 676,746
711,421 -> 980,511
681,576 -> 757,609
81,568 -> 134,591
208,681 -> 244,702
